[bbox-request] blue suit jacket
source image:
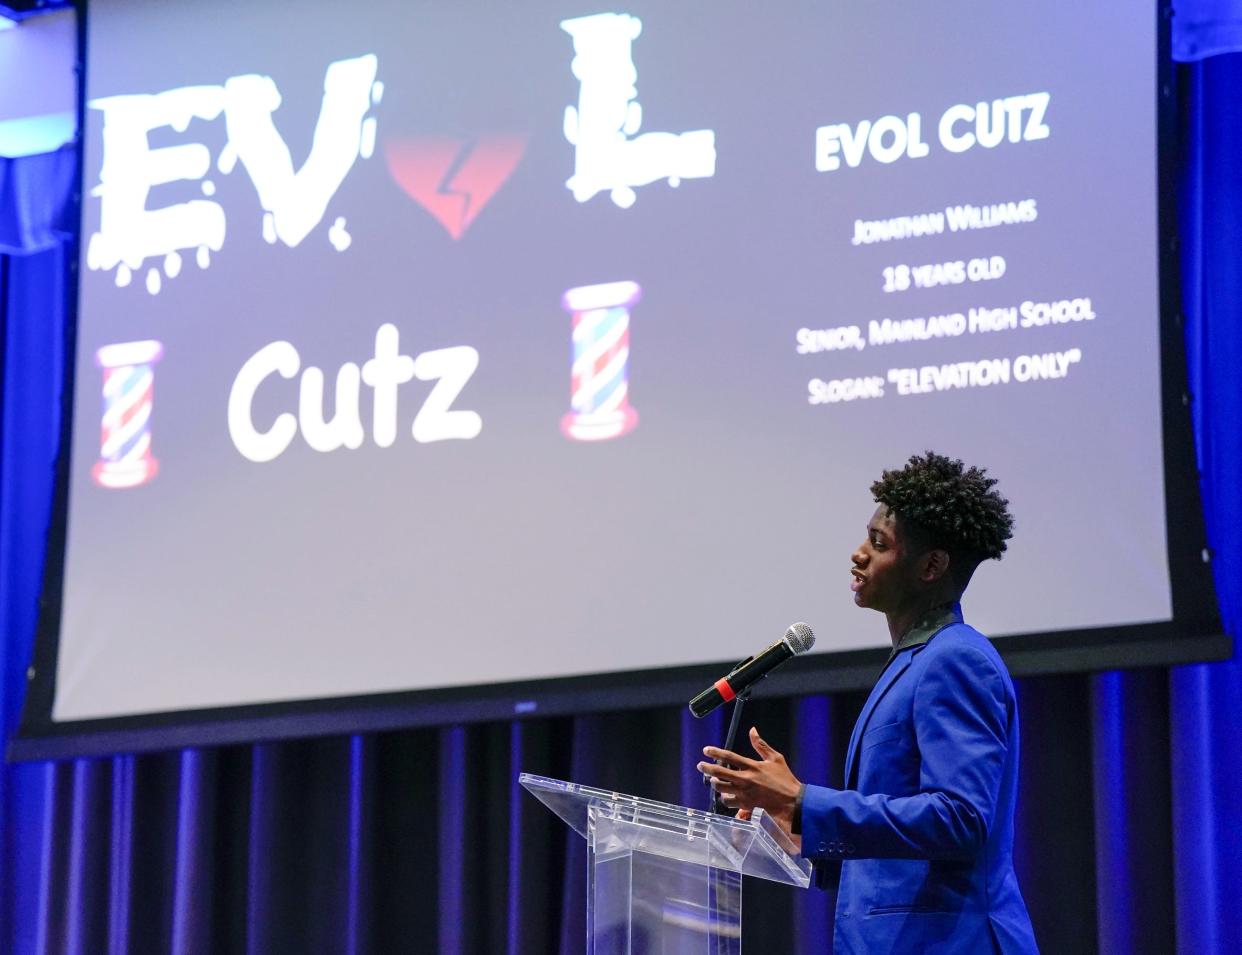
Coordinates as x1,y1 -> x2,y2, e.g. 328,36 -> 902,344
801,618 -> 1038,954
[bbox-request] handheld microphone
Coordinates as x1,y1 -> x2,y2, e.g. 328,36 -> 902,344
688,623 -> 816,718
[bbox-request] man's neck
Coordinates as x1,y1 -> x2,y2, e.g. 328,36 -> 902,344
885,596 -> 959,647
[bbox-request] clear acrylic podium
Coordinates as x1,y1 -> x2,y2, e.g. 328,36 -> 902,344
520,773 -> 811,954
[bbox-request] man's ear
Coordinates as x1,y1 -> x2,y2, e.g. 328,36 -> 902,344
920,548 -> 951,583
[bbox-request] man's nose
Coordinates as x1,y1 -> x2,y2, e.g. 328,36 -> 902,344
851,544 -> 867,565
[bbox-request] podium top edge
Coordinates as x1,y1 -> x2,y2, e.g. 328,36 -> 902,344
516,769 -> 804,844
519,772 -> 747,825
518,772 -> 812,886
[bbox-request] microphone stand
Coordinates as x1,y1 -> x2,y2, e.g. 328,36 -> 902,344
708,686 -> 752,815
705,645 -> 750,814
697,652 -> 757,814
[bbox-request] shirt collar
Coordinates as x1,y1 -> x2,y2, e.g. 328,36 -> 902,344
886,601 -> 963,663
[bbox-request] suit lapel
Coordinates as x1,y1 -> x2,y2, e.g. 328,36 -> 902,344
844,653 -> 915,789
842,607 -> 963,789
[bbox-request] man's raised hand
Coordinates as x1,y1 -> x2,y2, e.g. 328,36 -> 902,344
696,726 -> 802,833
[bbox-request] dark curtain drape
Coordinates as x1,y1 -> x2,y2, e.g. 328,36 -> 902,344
3,45 -> 1240,955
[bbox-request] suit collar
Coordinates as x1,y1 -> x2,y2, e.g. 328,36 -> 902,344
885,602 -> 963,664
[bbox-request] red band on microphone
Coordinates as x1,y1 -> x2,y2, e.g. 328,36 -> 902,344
714,678 -> 736,703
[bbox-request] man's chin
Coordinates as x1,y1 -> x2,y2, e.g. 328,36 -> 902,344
853,591 -> 884,611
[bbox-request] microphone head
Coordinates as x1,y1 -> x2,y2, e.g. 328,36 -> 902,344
784,622 -> 816,654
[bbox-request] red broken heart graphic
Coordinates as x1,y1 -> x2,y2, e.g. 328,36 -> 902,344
385,135 -> 528,240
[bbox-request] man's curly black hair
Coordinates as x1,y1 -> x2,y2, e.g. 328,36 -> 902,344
871,451 -> 1014,562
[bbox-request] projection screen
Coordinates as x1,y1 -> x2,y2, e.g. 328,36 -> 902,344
13,0 -> 1225,758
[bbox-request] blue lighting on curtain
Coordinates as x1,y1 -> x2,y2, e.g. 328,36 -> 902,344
438,726 -> 467,955
106,757 -> 134,955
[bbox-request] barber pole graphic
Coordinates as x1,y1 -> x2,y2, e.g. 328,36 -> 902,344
561,281 -> 640,441
92,340 -> 164,489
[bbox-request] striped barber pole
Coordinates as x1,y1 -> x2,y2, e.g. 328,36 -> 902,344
92,340 -> 165,489
561,281 -> 641,442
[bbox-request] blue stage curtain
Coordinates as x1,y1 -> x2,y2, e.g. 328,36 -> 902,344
1168,49 -> 1242,955
0,147 -> 72,954
1174,0 -> 1242,61
2,53 -> 1240,955
0,145 -> 76,256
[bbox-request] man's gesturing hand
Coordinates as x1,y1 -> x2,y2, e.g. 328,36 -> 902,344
696,726 -> 802,833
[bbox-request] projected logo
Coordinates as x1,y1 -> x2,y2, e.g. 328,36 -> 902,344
385,136 -> 528,239
92,340 -> 165,489
562,13 -> 716,209
86,55 -> 382,295
227,325 -> 482,464
561,281 -> 640,442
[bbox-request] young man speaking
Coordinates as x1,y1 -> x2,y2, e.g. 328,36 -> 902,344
698,452 -> 1039,954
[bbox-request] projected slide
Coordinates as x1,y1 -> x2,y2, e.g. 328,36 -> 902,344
56,0 -> 1167,721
